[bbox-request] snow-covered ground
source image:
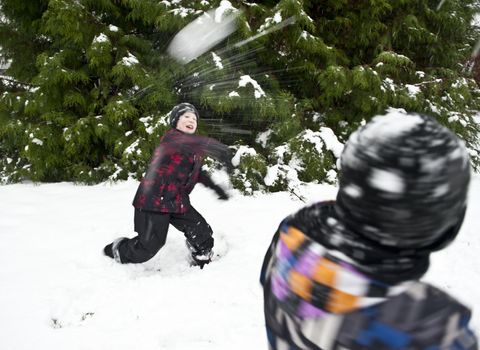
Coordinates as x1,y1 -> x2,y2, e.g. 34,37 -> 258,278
1,176 -> 479,350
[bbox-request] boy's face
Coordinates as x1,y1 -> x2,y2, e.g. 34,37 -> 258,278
176,111 -> 197,134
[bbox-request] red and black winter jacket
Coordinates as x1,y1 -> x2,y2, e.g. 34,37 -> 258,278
132,129 -> 228,213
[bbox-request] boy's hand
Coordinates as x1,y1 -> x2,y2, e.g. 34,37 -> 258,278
218,192 -> 229,200
214,185 -> 229,200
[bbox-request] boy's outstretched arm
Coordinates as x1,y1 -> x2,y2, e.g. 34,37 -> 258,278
175,133 -> 234,172
198,170 -> 229,200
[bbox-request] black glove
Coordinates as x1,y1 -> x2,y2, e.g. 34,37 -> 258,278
199,170 -> 230,200
216,186 -> 229,200
217,191 -> 229,200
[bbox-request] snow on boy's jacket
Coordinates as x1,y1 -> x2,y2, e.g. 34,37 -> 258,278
260,202 -> 477,350
133,128 -> 230,213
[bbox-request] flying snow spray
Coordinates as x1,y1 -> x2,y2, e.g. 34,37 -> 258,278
436,0 -> 447,11
167,5 -> 241,64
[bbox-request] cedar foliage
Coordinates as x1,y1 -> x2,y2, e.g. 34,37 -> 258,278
1,0 -> 479,192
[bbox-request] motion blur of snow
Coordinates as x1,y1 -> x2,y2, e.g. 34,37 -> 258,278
0,175 -> 479,350
167,1 -> 240,64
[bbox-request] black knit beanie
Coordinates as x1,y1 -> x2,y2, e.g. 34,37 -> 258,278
169,102 -> 199,128
335,111 -> 471,250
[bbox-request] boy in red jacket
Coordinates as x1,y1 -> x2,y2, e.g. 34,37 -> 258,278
104,103 -> 231,268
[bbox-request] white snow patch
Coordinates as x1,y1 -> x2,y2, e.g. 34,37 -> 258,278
301,129 -> 344,159
238,75 -> 265,99
452,78 -> 468,89
382,78 -> 396,91
448,112 -> 465,125
108,25 -> 119,32
416,71 -> 426,78
93,33 -> 109,44
31,138 -> 43,146
63,128 -> 71,142
299,30 -> 315,41
428,101 -> 441,114
120,52 -> 139,66
272,11 -> 282,23
274,144 -> 290,163
256,129 -> 273,148
124,140 -> 140,155
264,164 -> 280,186
285,166 -> 301,188
139,116 -> 154,135
406,84 -> 420,97
318,128 -> 344,158
264,164 -> 301,189
170,7 -> 195,18
474,14 -> 480,26
259,11 -> 283,32
212,52 -> 223,69
473,112 -> 480,124
228,91 -> 240,97
312,112 -> 323,122
232,146 -> 257,166
326,169 -> 338,183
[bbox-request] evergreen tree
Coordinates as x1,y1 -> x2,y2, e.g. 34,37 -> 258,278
0,0 -> 294,184
1,0 -> 479,193
235,0 -> 480,192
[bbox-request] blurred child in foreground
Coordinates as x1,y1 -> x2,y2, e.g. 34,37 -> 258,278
260,111 -> 477,349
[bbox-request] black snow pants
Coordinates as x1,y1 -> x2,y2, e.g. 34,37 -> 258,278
117,206 -> 213,263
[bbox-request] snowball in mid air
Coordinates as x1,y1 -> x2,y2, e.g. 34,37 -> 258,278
167,3 -> 240,64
